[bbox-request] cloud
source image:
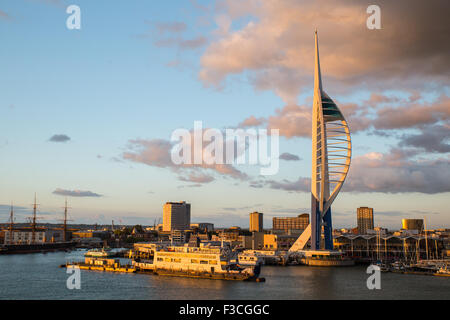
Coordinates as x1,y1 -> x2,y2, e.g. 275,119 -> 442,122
342,150 -> 450,194
266,177 -> 310,192
53,188 -> 103,198
373,95 -> 450,130
260,146 -> 450,194
153,21 -> 187,34
238,116 -> 265,128
49,134 -> 71,143
267,104 -> 311,138
279,152 -> 301,161
122,136 -> 248,183
0,10 -> 11,20
199,0 -> 450,102
178,172 -> 215,183
399,125 -> 450,153
154,36 -> 208,50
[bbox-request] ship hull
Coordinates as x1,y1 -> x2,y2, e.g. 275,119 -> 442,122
153,268 -> 256,281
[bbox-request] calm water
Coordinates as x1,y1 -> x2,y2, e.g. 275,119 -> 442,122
0,251 -> 448,300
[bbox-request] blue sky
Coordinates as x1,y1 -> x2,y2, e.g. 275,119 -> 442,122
0,0 -> 449,229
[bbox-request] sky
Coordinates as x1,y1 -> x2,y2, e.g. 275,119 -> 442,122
0,0 -> 449,229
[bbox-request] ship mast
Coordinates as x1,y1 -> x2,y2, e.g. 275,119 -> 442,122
63,198 -> 68,242
9,202 -> 14,244
424,216 -> 429,260
31,193 -> 38,244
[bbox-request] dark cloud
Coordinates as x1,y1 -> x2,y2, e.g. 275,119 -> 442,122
279,152 -> 301,161
53,188 -> 103,198
266,177 -> 310,193
49,134 -> 71,143
399,125 -> 450,153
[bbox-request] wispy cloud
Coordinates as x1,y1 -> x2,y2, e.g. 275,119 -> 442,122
53,188 -> 103,198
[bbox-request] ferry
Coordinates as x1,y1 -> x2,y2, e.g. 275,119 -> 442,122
84,247 -> 114,258
133,245 -> 263,281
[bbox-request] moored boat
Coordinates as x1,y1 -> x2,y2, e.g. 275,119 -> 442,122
133,245 -> 262,281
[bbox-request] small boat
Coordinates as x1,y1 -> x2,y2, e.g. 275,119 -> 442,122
436,265 -> 450,276
373,261 -> 389,272
238,253 -> 263,266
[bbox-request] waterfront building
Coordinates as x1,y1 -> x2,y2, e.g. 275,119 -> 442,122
402,219 -> 424,233
309,31 -> 352,250
264,234 -> 299,251
273,214 -> 309,233
334,234 -> 445,261
249,212 -> 263,232
162,201 -> 191,232
357,207 -> 374,234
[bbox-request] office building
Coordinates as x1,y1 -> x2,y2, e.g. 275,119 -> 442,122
402,219 -> 424,233
273,214 -> 310,232
357,207 -> 374,234
163,201 -> 191,232
249,212 -> 263,232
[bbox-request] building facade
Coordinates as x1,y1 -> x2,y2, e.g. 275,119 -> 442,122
357,207 -> 374,234
249,212 -> 263,232
402,219 -> 424,233
273,214 -> 309,232
163,201 -> 191,232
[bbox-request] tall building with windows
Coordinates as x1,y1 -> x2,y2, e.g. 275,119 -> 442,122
273,214 -> 310,232
249,212 -> 263,232
163,201 -> 191,232
357,207 -> 374,234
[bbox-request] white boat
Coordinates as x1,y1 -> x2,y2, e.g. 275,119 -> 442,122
84,247 -> 114,258
133,245 -> 262,281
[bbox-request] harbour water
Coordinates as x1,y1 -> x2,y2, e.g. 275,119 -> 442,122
0,251 -> 448,300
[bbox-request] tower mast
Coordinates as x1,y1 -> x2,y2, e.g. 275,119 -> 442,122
310,30 -> 351,250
